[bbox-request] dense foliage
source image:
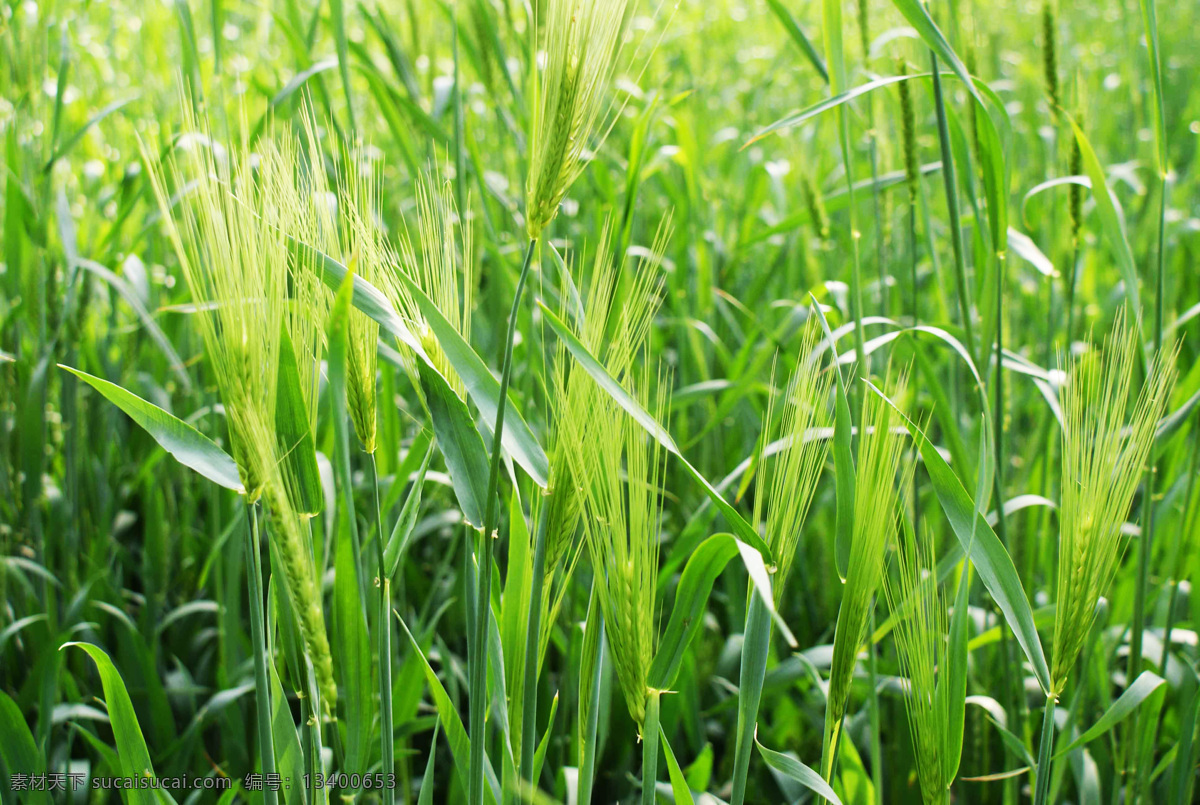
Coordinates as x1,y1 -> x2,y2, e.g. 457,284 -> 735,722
2,0 -> 1198,803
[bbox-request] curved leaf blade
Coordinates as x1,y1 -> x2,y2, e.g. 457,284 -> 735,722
60,364 -> 243,493
275,323 -> 323,515
395,271 -> 549,488
62,643 -> 168,805
755,733 -> 843,805
1053,672 -> 1166,759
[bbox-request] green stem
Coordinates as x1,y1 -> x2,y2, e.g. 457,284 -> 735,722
929,52 -> 977,365
641,690 -> 662,805
577,585 -> 605,805
867,607 -> 883,800
731,591 -> 772,805
370,453 -> 395,805
519,499 -> 551,789
1033,695 -> 1056,805
1064,244 -> 1080,347
468,237 -> 539,805
1160,424 -> 1199,677
1129,173 -> 1168,682
245,502 -> 279,805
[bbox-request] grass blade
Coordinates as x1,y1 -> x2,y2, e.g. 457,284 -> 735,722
61,643 -> 170,804
756,734 -> 843,805
1053,672 -> 1166,758
58,365 -> 243,493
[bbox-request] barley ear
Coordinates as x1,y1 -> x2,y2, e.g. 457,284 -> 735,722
1050,311 -> 1176,694
1042,1 -> 1060,117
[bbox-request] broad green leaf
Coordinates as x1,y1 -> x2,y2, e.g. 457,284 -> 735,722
763,0 -> 828,83
755,734 -> 843,805
0,690 -> 46,805
396,615 -> 500,803
1066,115 -> 1141,318
59,365 -> 243,493
500,486 -> 532,771
420,358 -> 490,528
642,691 -> 662,805
62,643 -> 170,805
74,257 -> 191,390
943,549 -> 970,786
532,692 -> 558,787
332,464 -> 372,779
269,663 -> 305,805
660,728 -> 697,805
44,96 -> 136,172
328,272 -> 372,780
1138,0 -> 1166,172
329,0 -> 356,135
1156,388 -> 1200,446
1053,672 -> 1166,758
648,534 -> 739,690
577,585 -> 605,805
275,323 -> 323,515
863,381 -> 1052,694
887,0 -> 1009,253
888,0 -> 970,97
664,532 -> 790,690
1171,672 -> 1199,804
369,259 -> 548,488
821,0 -> 846,96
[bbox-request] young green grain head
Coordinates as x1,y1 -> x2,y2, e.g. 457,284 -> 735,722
824,369 -> 913,763
293,116 -> 385,452
569,367 -> 668,729
856,0 -> 872,63
1042,1 -> 1060,117
884,523 -> 950,805
540,218 -> 667,656
753,322 -> 834,605
382,168 -> 475,399
141,116 -> 289,501
1068,116 -> 1084,248
142,116 -> 338,712
801,171 -> 830,243
525,0 -> 636,239
1050,313 -> 1176,695
897,59 -> 918,206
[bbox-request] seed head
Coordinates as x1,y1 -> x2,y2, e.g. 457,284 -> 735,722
755,321 -> 834,604
537,217 -> 668,666
569,365 -> 669,726
525,0 -> 638,239
1068,125 -> 1084,247
1042,1 -> 1060,117
142,110 -> 338,712
825,369 -> 913,742
884,524 -> 949,805
293,118 -> 386,453
1051,312 -> 1176,694
897,59 -> 918,205
379,167 -> 476,400
141,113 -> 293,501
801,172 -> 830,242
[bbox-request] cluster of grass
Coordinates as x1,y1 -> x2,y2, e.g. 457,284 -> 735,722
2,0 -> 1199,803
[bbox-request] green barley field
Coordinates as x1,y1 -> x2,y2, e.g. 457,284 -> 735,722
2,0 -> 1198,802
